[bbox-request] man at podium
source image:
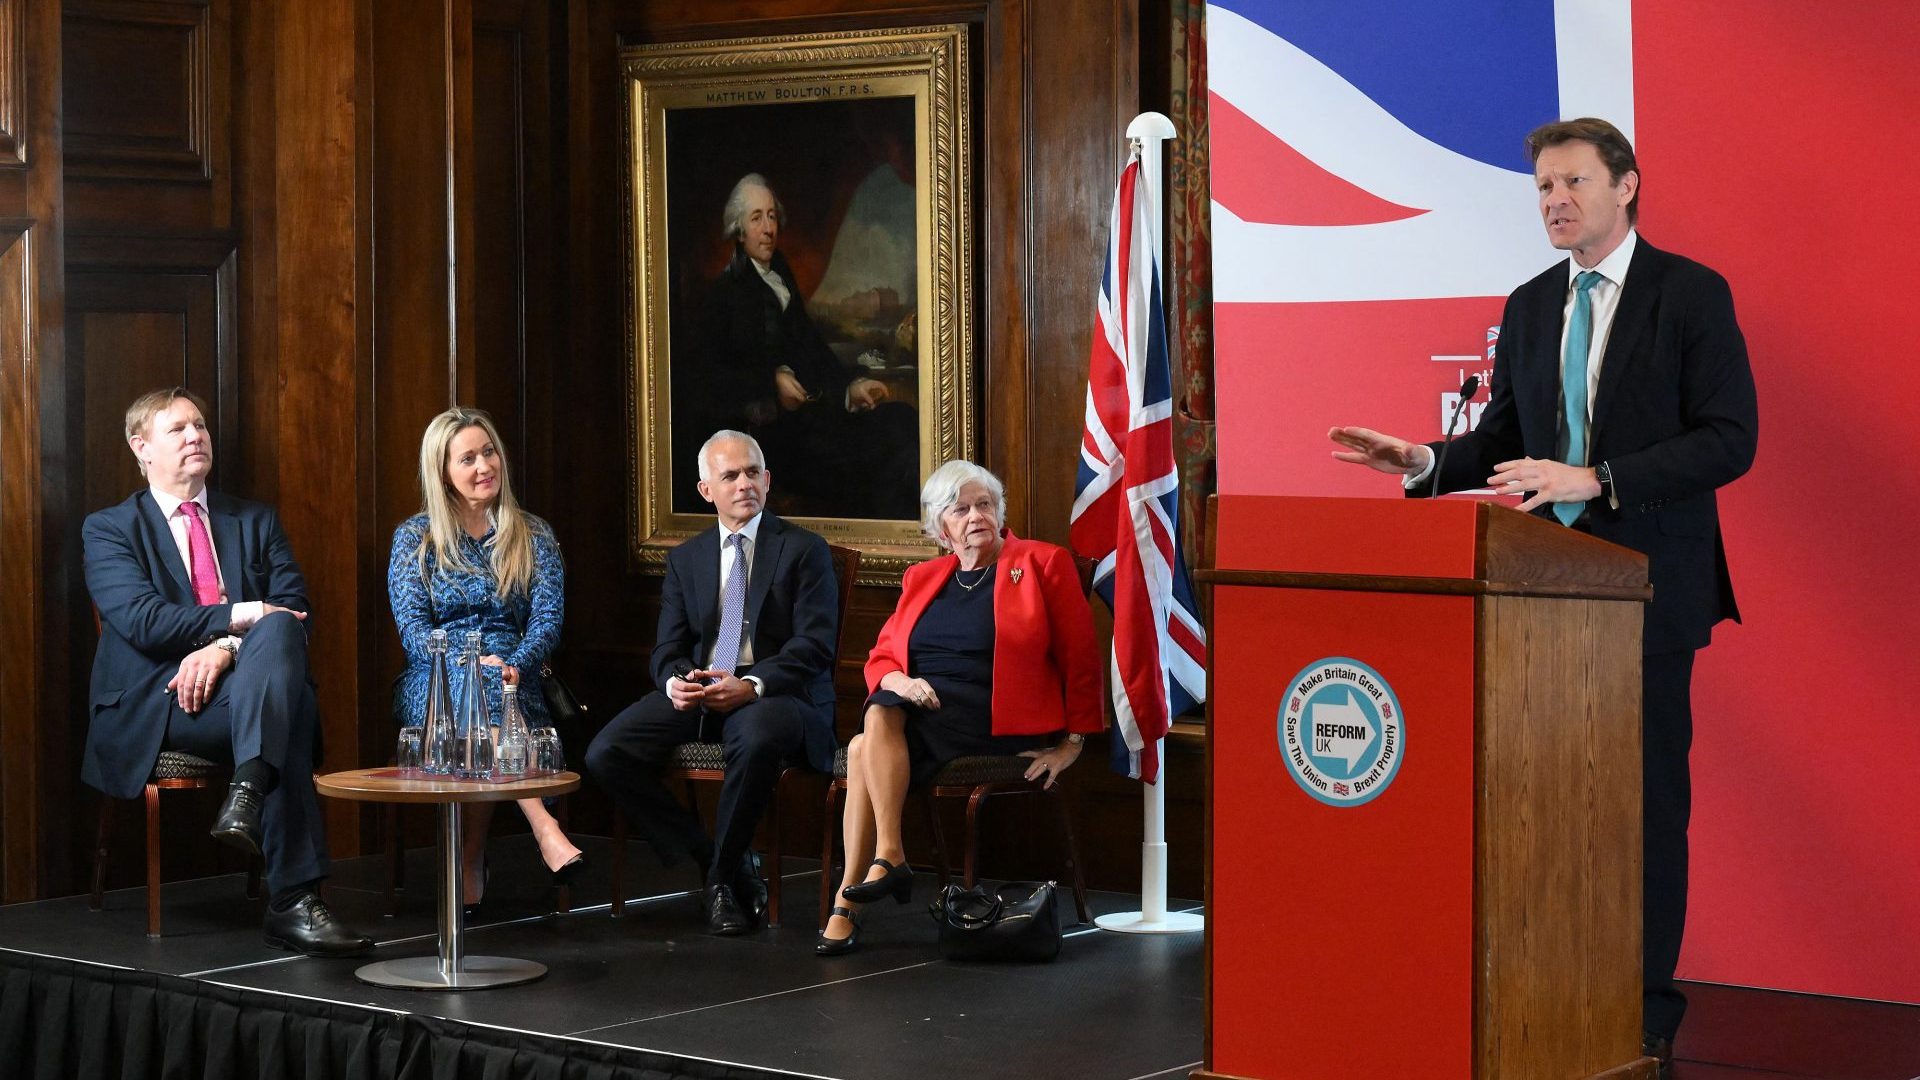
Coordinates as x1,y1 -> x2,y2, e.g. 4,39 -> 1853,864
1328,117 -> 1758,1072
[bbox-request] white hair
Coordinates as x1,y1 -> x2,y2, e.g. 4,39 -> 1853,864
698,429 -> 766,482
919,460 -> 1005,548
722,173 -> 785,241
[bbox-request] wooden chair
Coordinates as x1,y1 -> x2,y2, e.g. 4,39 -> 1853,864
817,556 -> 1098,930
85,612 -> 260,937
610,543 -> 860,928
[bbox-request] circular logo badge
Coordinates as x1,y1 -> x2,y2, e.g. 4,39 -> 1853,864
1277,657 -> 1404,807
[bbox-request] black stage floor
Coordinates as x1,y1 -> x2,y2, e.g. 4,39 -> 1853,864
4,833 -> 1916,1079
0,834 -> 1205,1080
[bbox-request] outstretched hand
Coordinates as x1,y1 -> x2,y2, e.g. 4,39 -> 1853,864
1328,426 -> 1431,476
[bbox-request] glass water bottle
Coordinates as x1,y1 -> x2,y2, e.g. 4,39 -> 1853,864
495,682 -> 530,778
454,630 -> 495,779
421,629 -> 456,775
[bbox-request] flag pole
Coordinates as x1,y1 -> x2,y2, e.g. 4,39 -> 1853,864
1098,110 -> 1203,937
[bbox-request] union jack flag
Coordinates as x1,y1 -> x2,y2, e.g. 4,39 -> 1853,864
1069,149 -> 1208,784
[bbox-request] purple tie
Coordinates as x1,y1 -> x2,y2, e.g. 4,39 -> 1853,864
177,501 -> 222,606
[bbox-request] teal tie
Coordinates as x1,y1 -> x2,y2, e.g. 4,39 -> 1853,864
1555,270 -> 1605,526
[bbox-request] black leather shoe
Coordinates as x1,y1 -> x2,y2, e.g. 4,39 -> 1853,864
209,780 -> 266,856
704,883 -> 751,936
1642,1033 -> 1674,1080
841,857 -> 913,905
263,893 -> 374,956
815,905 -> 863,956
733,851 -> 768,925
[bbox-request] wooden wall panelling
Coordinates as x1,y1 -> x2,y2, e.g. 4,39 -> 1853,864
366,0 -> 460,785
65,263 -> 232,518
1,0 -> 24,165
0,0 -> 69,902
472,0 -> 555,495
273,0 -> 366,856
62,0 -> 232,230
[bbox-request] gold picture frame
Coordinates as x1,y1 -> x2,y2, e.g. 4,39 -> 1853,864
623,25 -> 974,585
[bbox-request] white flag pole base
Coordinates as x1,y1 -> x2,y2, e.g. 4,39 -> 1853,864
1096,909 -> 1204,935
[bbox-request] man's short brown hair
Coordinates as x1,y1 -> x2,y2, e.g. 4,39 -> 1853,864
125,387 -> 210,475
1526,117 -> 1640,224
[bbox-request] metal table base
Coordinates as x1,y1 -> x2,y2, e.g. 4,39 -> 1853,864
353,801 -> 548,992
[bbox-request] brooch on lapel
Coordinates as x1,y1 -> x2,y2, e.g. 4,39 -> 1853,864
1009,568 -> 1023,584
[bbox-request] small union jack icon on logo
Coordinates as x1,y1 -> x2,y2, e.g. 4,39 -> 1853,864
1332,782 -> 1350,796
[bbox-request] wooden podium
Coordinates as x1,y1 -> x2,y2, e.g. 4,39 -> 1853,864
1195,496 -> 1659,1080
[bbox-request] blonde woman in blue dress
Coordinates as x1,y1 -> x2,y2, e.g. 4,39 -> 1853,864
388,408 -> 585,905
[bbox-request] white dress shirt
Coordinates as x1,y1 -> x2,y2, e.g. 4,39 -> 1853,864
751,257 -> 792,310
1407,229 -> 1638,487
148,486 -> 261,647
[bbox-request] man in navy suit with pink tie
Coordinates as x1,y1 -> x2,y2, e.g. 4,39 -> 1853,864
83,387 -> 371,956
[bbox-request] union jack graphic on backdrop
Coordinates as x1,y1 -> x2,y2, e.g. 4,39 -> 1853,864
1070,149 -> 1207,784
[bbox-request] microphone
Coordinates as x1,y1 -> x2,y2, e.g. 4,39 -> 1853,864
1427,374 -> 1481,497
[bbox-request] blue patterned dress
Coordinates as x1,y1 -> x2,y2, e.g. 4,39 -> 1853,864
388,513 -> 564,728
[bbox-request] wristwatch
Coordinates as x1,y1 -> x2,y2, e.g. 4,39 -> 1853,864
1595,461 -> 1619,509
213,636 -> 240,656
1065,733 -> 1085,746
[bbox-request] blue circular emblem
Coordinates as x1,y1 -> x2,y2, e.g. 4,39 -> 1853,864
1277,656 -> 1405,807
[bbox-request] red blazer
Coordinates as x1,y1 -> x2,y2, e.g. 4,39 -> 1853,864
865,533 -> 1102,736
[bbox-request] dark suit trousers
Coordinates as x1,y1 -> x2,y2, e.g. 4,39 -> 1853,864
1643,649 -> 1696,1040
586,682 -> 813,887
162,612 -> 328,894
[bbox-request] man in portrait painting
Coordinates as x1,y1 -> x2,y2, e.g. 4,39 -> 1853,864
686,172 -> 919,520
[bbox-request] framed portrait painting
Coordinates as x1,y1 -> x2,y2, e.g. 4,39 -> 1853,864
623,25 -> 974,583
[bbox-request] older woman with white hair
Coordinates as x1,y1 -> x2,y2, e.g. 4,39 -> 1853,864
817,460 -> 1101,955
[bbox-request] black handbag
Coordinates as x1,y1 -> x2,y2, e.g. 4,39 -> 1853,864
928,880 -> 1062,962
537,662 -> 587,731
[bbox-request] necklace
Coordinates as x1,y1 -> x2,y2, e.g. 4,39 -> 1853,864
954,563 -> 995,591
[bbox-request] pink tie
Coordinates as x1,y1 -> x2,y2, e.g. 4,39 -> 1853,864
177,501 -> 222,606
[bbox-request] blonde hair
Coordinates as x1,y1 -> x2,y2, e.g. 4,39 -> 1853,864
124,387 -> 210,477
414,407 -> 540,598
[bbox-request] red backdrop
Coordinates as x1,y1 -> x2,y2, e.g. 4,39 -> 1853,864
1214,0 -> 1920,1004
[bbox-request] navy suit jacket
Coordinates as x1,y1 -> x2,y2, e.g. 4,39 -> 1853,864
1419,238 -> 1759,654
82,489 -> 310,798
651,513 -> 839,772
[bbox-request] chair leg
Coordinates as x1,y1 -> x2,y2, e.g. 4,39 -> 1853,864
610,813 -> 627,917
383,802 -> 403,914
552,797 -> 572,913
922,791 -> 951,890
961,787 -> 991,888
765,770 -> 786,929
818,781 -> 844,932
1050,785 -> 1092,924
90,795 -> 112,911
144,783 -> 163,938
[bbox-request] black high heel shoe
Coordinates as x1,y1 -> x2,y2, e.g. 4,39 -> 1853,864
841,857 -> 913,905
815,905 -> 863,956
550,852 -> 588,886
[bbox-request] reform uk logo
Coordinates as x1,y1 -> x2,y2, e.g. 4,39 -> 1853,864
1278,657 -> 1404,807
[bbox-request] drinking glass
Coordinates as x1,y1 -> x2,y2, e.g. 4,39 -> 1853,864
395,725 -> 424,771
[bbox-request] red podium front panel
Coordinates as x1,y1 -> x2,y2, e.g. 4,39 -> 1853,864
1211,500 -> 1480,1079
